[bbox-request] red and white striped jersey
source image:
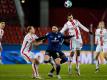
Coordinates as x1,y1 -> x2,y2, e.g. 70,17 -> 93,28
95,28 -> 107,46
60,19 -> 89,39
21,33 -> 38,53
0,28 -> 4,41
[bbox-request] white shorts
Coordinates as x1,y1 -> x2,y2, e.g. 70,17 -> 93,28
0,42 -> 2,49
70,38 -> 82,52
96,43 -> 107,53
21,51 -> 44,64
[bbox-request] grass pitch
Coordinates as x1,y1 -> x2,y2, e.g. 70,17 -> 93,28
0,64 -> 107,80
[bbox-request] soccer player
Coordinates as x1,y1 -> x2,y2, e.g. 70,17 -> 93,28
37,26 -> 74,80
20,26 -> 43,79
60,14 -> 92,75
95,21 -> 107,72
0,22 -> 5,64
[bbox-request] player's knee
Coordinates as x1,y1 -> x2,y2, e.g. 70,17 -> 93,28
44,55 -> 50,63
34,59 -> 39,64
70,51 -> 74,57
45,55 -> 50,59
95,52 -> 100,60
76,50 -> 80,56
55,58 -> 61,65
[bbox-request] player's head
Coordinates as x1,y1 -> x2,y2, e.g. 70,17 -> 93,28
98,21 -> 105,29
67,14 -> 73,21
27,26 -> 35,34
52,26 -> 58,33
0,22 -> 5,29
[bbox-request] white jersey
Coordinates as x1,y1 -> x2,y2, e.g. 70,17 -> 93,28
0,28 -> 4,41
60,19 -> 89,43
95,28 -> 107,46
21,33 -> 38,54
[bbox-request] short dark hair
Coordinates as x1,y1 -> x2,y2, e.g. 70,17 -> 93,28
27,26 -> 33,32
67,13 -> 73,17
0,21 -> 5,24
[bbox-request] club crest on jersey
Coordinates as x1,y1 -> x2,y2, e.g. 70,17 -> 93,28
58,35 -> 61,38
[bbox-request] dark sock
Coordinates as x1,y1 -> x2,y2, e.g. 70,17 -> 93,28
50,67 -> 55,73
44,60 -> 49,63
56,64 -> 61,75
60,57 -> 68,64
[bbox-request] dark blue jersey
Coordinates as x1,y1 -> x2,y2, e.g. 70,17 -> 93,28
46,32 -> 64,51
36,32 -> 73,51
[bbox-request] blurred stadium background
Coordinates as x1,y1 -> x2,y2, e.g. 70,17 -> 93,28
0,0 -> 107,64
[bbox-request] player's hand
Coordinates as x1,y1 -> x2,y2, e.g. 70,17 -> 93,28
80,43 -> 83,47
95,41 -> 98,45
89,31 -> 93,35
70,35 -> 75,37
63,40 -> 70,46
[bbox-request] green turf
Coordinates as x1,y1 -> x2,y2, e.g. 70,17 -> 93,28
0,64 -> 107,80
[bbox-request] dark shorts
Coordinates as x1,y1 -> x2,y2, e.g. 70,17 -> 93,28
45,50 -> 66,60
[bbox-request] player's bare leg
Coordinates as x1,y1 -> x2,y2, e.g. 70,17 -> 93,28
68,51 -> 74,74
95,52 -> 100,72
76,50 -> 80,76
44,54 -> 55,77
55,58 -> 62,80
104,52 -> 107,64
31,59 -> 41,79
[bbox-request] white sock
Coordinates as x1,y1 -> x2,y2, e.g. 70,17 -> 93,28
0,59 -> 2,64
76,63 -> 80,70
68,62 -> 72,73
68,56 -> 73,73
96,60 -> 99,69
35,64 -> 39,76
76,57 -> 80,70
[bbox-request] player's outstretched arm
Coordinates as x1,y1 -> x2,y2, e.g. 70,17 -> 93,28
33,40 -> 43,46
60,24 -> 68,34
78,21 -> 93,35
63,35 -> 74,39
35,35 -> 47,42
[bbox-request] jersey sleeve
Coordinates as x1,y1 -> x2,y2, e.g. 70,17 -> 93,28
95,29 -> 98,44
77,20 -> 89,32
60,23 -> 68,34
33,34 -> 38,40
36,33 -> 48,41
104,29 -> 107,41
46,32 -> 49,37
79,35 -> 83,44
0,29 -> 4,39
24,34 -> 35,43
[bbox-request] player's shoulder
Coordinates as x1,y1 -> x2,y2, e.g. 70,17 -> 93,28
96,28 -> 100,32
57,32 -> 64,37
65,21 -> 71,25
32,34 -> 38,40
46,32 -> 51,36
24,33 -> 30,40
58,32 -> 63,35
0,28 -> 4,32
104,28 -> 107,31
74,19 -> 78,22
74,19 -> 80,24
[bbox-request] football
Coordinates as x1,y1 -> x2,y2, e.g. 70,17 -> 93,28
64,0 -> 72,8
